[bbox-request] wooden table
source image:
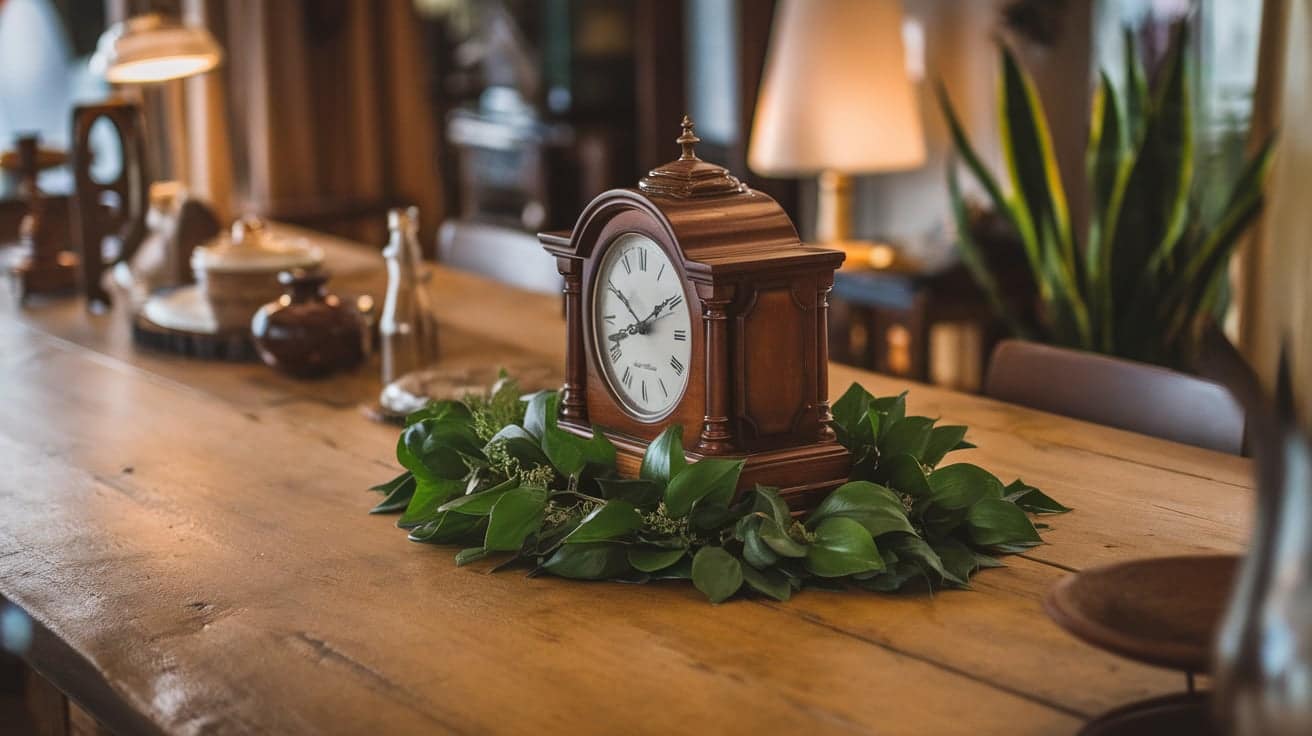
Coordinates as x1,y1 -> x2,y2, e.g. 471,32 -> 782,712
0,258 -> 1253,735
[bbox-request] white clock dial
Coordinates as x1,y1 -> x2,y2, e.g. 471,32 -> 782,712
591,233 -> 693,420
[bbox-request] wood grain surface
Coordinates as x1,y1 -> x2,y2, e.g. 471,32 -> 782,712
0,258 -> 1253,735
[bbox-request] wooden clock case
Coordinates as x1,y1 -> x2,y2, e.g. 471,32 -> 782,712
540,119 -> 850,508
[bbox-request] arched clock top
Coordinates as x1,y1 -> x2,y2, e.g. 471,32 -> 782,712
544,117 -> 840,281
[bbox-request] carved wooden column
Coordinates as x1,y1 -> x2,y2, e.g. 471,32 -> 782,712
697,282 -> 735,453
815,271 -> 836,441
557,255 -> 588,422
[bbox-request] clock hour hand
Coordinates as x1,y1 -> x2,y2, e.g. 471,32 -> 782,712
607,281 -> 643,324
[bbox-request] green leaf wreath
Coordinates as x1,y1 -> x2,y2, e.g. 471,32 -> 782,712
369,376 -> 1069,603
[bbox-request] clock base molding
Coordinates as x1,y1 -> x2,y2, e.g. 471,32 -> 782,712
561,421 -> 852,510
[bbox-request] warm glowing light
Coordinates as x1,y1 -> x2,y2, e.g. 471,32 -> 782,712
106,55 -> 218,84
867,244 -> 896,270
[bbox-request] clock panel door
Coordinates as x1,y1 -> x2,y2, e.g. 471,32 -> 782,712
734,277 -> 818,446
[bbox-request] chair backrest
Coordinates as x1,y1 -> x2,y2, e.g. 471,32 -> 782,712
437,220 -> 562,295
985,339 -> 1245,454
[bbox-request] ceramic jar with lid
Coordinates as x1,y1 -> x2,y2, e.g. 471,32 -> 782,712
250,269 -> 364,378
191,216 -> 323,330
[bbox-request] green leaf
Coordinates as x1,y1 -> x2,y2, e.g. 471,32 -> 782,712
741,564 -> 792,602
857,561 -> 926,593
543,428 -> 586,476
627,546 -> 686,573
641,425 -> 687,483
808,481 -> 915,538
928,463 -> 1005,510
740,517 -> 780,569
484,488 -> 547,551
1004,480 -> 1071,514
878,416 -> 936,461
649,556 -> 694,580
931,537 -> 981,586
405,400 -> 472,427
663,458 -> 744,517
565,500 -> 642,544
870,393 -> 907,440
922,425 -> 969,468
691,547 -> 744,603
831,383 -> 874,447
751,485 -> 793,526
522,390 -> 558,441
758,517 -> 807,558
399,477 -> 464,528
595,478 -> 663,509
541,542 -> 630,580
399,419 -> 483,480
438,478 -> 518,515
408,511 -> 485,545
454,546 -> 490,566
883,453 -> 932,498
886,533 -> 965,587
965,498 -> 1042,548
805,517 -> 884,578
369,472 -> 416,514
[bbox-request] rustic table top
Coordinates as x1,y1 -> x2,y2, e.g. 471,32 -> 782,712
0,250 -> 1253,735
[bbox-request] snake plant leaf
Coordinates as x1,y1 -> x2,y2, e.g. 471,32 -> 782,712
998,44 -> 1075,269
1122,26 -> 1149,143
935,81 -> 1016,240
947,163 -> 1031,339
1085,69 -> 1126,303
1107,29 -> 1193,356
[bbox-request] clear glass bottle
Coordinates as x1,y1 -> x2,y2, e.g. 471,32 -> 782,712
1214,426 -> 1312,734
379,207 -> 440,385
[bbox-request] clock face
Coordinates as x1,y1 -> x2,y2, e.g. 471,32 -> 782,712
591,233 -> 693,421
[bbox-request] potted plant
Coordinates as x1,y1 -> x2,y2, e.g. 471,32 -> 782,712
937,28 -> 1274,368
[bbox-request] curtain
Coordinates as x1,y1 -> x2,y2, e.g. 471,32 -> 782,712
179,0 -> 444,245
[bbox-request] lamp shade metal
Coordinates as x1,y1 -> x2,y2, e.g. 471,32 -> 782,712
90,13 -> 223,84
748,0 -> 926,176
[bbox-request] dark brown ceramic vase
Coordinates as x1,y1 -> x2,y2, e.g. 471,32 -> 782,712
251,269 -> 364,378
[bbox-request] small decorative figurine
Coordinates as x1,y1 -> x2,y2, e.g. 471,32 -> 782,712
540,116 -> 849,508
250,269 -> 364,378
379,207 -> 440,385
2,135 -> 79,301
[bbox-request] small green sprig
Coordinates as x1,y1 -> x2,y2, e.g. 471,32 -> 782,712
368,380 -> 1069,603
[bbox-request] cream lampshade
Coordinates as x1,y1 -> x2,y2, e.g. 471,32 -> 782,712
90,13 -> 223,84
749,0 -> 925,254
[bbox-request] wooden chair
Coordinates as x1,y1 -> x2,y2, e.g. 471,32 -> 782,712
985,339 -> 1245,455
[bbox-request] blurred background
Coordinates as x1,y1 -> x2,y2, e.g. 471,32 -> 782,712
0,0 -> 1297,399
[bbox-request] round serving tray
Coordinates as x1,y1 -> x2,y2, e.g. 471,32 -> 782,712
132,285 -> 257,361
1044,554 -> 1239,673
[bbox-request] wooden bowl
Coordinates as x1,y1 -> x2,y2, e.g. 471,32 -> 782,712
1044,554 -> 1239,673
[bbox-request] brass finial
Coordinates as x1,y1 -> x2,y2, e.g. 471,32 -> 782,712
677,115 -> 700,161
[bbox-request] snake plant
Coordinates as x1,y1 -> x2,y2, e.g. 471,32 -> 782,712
938,29 -> 1274,367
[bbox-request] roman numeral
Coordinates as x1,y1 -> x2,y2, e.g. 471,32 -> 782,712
669,356 -> 684,375
604,314 -> 616,323
622,253 -> 632,275
659,378 -> 668,397
610,344 -> 622,362
622,366 -> 633,388
656,264 -> 665,281
668,295 -> 683,309
639,249 -> 648,271
673,329 -> 687,341
641,380 -> 648,402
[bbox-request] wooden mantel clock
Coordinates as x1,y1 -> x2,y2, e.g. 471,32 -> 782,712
540,116 -> 849,508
